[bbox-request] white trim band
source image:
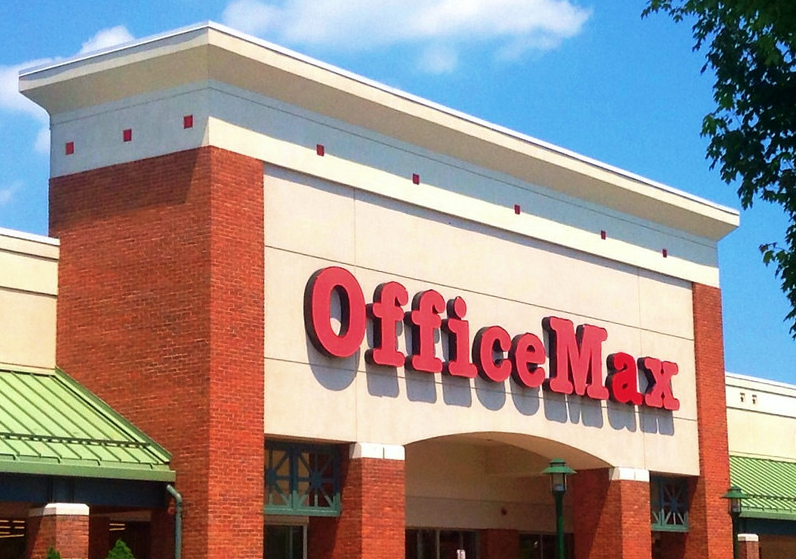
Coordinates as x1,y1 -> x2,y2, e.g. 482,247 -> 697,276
609,468 -> 650,483
29,503 -> 90,517
350,442 -> 405,461
737,534 -> 759,543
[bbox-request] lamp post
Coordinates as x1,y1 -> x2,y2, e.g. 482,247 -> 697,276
542,458 -> 576,559
722,485 -> 746,559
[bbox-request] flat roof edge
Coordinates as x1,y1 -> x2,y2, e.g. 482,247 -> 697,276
0,226 -> 59,247
19,23 -> 739,237
726,372 -> 796,392
0,460 -> 176,482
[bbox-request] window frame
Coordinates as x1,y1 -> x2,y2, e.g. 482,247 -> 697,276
265,441 -> 341,516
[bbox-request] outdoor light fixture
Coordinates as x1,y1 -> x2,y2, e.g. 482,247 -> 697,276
542,458 -> 576,559
722,485 -> 746,559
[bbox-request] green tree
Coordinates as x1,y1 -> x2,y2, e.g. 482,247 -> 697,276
644,1 -> 796,332
105,539 -> 135,559
45,547 -> 62,559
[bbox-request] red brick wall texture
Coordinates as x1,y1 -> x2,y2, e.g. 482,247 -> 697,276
683,283 -> 733,559
309,455 -> 406,559
739,537 -> 760,559
572,470 -> 651,559
50,147 -> 265,559
47,143 -> 734,559
26,514 -> 89,559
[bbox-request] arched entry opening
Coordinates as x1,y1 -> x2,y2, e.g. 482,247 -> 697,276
405,432 -> 610,559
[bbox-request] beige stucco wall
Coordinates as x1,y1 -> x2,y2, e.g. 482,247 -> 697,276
16,23 -> 726,477
727,373 -> 796,461
263,166 -> 700,475
0,229 -> 59,370
406,439 -> 566,531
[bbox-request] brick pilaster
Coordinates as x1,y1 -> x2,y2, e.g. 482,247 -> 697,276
571,468 -> 651,559
738,534 -> 760,559
50,146 -> 265,559
684,283 -> 733,559
309,445 -> 405,559
480,529 -> 519,559
26,504 -> 90,559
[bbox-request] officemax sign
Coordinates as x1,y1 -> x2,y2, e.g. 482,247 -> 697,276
304,267 -> 680,411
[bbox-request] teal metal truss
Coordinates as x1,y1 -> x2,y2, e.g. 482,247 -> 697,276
265,441 -> 340,516
651,475 -> 689,532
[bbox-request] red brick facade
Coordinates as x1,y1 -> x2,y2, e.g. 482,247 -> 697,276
676,283 -> 733,559
26,511 -> 89,559
739,535 -> 760,559
309,454 -> 405,559
44,142 -> 732,559
49,147 -> 265,559
571,469 -> 651,559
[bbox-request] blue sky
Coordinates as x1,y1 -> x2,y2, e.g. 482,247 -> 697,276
1,1 -> 794,383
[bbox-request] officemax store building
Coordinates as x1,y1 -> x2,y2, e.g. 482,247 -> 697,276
15,23 -> 743,559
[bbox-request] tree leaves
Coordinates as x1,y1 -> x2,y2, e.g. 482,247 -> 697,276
645,0 -> 796,334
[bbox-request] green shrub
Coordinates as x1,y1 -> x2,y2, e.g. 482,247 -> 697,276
105,539 -> 135,559
45,548 -> 62,559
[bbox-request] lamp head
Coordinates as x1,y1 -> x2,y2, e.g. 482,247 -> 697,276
542,458 -> 576,495
722,485 -> 746,517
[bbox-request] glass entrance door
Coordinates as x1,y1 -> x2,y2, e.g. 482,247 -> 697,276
265,524 -> 305,559
406,529 -> 477,559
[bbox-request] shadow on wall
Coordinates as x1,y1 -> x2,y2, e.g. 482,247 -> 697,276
306,345 -> 675,436
303,267 -> 675,436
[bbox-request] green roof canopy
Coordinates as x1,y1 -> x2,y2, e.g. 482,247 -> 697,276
0,365 -> 174,482
730,455 -> 796,521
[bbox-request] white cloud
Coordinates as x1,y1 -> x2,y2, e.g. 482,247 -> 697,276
418,45 -> 458,75
34,127 -> 50,155
0,181 -> 21,207
222,0 -> 591,71
79,25 -> 135,55
0,60 -> 51,121
0,25 -> 135,156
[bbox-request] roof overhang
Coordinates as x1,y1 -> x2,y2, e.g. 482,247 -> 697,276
0,365 -> 174,483
19,22 -> 739,242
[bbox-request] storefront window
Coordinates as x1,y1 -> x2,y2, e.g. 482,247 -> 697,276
519,533 -> 574,559
0,518 -> 25,559
650,476 -> 689,532
265,524 -> 305,559
406,529 -> 477,559
265,442 -> 340,515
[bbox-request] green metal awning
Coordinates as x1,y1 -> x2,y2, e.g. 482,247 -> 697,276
730,455 -> 796,521
0,365 -> 175,482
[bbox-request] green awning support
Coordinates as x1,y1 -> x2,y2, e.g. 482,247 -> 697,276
0,365 -> 175,482
730,455 -> 796,521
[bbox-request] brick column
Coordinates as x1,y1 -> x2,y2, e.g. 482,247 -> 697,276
571,468 -> 651,559
684,284 -> 733,559
480,529 -> 519,559
50,147 -> 265,559
308,443 -> 405,559
738,534 -> 760,559
26,504 -> 89,559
